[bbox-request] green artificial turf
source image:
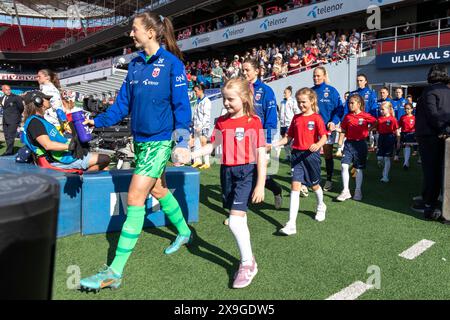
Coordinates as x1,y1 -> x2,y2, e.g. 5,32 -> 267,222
50,150 -> 450,300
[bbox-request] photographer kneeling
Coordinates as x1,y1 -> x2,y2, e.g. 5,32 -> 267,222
23,91 -> 110,171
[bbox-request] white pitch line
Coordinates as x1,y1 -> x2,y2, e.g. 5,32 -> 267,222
399,239 -> 436,260
326,281 -> 373,300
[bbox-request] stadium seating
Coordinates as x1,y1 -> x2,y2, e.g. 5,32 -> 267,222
376,31 -> 450,54
0,23 -> 106,52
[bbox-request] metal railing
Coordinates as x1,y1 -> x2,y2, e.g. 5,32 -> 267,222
360,16 -> 450,55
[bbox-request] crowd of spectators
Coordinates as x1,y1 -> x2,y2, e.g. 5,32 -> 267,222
185,28 -> 362,89
177,0 -> 327,41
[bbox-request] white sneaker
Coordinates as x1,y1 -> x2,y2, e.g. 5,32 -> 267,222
323,181 -> 333,192
315,204 -> 327,222
274,194 -> 283,209
279,223 -> 296,236
336,190 -> 352,202
380,177 -> 389,183
300,186 -> 309,197
223,218 -> 229,226
394,155 -> 399,162
353,189 -> 363,201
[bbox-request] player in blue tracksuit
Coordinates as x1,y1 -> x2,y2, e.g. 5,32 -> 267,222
348,74 -> 378,150
392,87 -> 408,160
377,87 -> 394,118
392,87 -> 407,121
312,66 -> 344,192
349,74 -> 378,117
243,58 -> 283,209
80,12 -> 193,292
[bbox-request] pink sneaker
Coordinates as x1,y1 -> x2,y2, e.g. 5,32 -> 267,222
232,257 -> 258,289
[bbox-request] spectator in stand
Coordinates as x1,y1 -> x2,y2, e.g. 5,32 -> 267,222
259,64 -> 267,81
256,4 -> 264,18
289,52 -> 302,74
233,12 -> 240,25
272,53 -> 284,80
216,19 -> 223,29
281,62 -> 289,78
251,47 -> 258,60
211,60 -> 224,88
337,35 -> 349,53
246,7 -> 254,21
207,22 -> 213,32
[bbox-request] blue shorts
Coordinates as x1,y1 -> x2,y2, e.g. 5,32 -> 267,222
401,132 -> 416,145
291,149 -> 321,187
220,164 -> 257,212
342,140 -> 367,169
377,134 -> 396,157
51,153 -> 92,170
280,126 -> 288,137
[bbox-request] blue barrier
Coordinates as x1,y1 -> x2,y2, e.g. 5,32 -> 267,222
0,159 -> 82,238
81,167 -> 200,235
0,158 -> 200,237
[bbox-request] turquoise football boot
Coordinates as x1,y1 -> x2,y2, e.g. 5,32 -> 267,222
164,233 -> 193,255
79,265 -> 122,292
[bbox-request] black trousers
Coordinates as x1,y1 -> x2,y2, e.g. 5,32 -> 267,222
417,135 -> 445,209
2,122 -> 19,155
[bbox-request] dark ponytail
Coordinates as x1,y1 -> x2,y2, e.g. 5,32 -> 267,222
135,11 -> 183,61
161,17 -> 183,61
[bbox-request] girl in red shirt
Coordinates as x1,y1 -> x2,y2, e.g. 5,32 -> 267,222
377,101 -> 399,183
398,103 -> 416,169
274,88 -> 328,234
190,78 -> 266,289
337,95 -> 377,202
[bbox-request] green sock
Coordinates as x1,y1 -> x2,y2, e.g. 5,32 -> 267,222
110,206 -> 146,275
159,192 -> 191,237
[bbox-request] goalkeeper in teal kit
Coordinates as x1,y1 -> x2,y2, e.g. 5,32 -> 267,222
80,11 -> 193,291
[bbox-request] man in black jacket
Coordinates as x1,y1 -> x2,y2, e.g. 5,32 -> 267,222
415,64 -> 450,220
0,85 -> 24,156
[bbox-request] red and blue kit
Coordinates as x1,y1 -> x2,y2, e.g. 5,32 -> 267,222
377,116 -> 398,157
211,114 -> 265,166
341,112 -> 377,169
377,116 -> 398,134
399,114 -> 416,144
212,114 -> 266,212
341,112 -> 377,141
288,113 -> 327,150
288,113 -> 327,187
399,115 -> 416,133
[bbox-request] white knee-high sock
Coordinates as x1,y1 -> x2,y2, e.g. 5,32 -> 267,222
383,157 -> 391,179
204,154 -> 210,165
355,169 -> 363,191
228,215 -> 253,266
288,191 -> 300,226
403,147 -> 411,166
342,164 -> 350,191
314,187 -> 324,206
194,134 -> 202,164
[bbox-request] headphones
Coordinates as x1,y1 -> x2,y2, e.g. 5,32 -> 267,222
32,93 -> 43,107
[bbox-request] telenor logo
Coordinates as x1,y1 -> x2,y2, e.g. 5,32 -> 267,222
307,3 -> 344,19
192,38 -> 199,47
223,28 -> 245,39
259,17 -> 288,30
260,19 -> 269,30
308,6 -> 318,18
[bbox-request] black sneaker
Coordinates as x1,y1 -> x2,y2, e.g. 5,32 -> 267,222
403,164 -> 409,170
424,207 -> 442,221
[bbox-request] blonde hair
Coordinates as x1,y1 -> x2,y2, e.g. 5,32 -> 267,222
348,94 -> 365,112
380,101 -> 395,117
296,87 -> 319,114
314,66 -> 329,83
222,78 -> 255,117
